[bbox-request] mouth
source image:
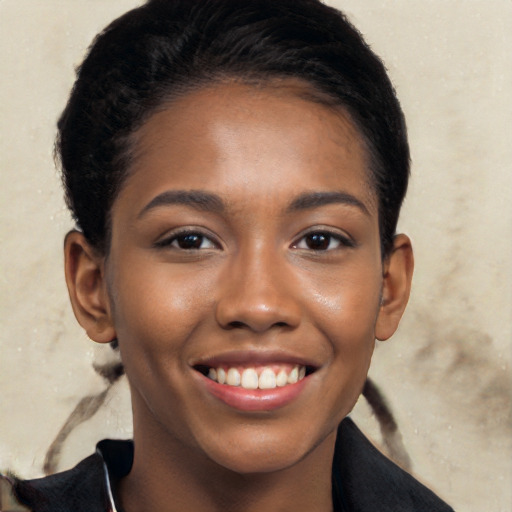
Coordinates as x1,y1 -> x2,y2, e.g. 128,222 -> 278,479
194,363 -> 316,390
191,354 -> 318,412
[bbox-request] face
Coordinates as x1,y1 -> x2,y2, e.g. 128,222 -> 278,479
105,81 -> 386,473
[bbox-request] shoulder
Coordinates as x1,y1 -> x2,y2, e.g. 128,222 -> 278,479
1,474 -> 31,511
334,417 -> 454,512
0,440 -> 132,512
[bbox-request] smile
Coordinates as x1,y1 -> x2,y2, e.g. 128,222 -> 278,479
205,364 -> 307,389
192,358 -> 317,412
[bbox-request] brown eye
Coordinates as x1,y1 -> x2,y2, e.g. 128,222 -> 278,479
305,233 -> 331,250
293,230 -> 354,251
174,234 -> 206,249
156,231 -> 217,250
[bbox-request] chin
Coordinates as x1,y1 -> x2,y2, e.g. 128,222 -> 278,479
199,424 -> 332,475
209,448 -> 305,475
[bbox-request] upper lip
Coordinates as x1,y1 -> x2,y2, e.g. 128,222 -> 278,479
190,349 -> 320,370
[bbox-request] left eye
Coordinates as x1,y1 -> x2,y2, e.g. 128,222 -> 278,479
292,232 -> 351,251
159,232 -> 217,250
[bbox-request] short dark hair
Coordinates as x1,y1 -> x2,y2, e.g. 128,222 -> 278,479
57,0 -> 409,255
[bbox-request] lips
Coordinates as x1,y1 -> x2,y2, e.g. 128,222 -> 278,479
192,352 -> 318,412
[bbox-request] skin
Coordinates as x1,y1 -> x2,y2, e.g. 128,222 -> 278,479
64,81 -> 413,512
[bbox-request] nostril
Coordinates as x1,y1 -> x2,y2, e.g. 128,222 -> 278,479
228,321 -> 246,329
226,320 -> 290,330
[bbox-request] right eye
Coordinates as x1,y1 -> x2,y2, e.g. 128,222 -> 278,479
156,231 -> 217,250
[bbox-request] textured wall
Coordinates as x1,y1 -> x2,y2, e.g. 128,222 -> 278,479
1,2 -> 511,511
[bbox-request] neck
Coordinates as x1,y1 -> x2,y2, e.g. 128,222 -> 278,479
119,411 -> 336,512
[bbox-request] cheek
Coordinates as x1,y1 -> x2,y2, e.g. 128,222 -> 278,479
305,260 -> 383,348
108,256 -> 215,356
296,260 -> 382,425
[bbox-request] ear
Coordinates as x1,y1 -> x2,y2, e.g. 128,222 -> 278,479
64,230 -> 116,343
375,234 -> 414,341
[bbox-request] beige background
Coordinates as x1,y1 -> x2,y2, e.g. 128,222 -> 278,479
1,1 -> 511,511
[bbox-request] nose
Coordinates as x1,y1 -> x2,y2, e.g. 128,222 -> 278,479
215,247 -> 301,333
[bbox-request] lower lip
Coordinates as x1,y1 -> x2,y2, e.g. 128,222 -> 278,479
197,372 -> 309,412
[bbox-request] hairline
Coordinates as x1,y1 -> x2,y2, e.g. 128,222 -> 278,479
101,74 -> 385,257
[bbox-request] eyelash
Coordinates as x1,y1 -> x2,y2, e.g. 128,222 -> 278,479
154,228 -> 355,252
154,229 -> 219,250
291,229 -> 356,252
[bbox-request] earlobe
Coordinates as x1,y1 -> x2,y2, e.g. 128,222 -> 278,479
64,230 -> 116,344
375,234 -> 414,341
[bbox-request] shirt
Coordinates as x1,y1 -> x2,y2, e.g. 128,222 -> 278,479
1,418 -> 454,511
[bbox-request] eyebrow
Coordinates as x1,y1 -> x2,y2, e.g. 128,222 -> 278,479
138,189 -> 369,219
286,191 -> 370,216
138,190 -> 225,218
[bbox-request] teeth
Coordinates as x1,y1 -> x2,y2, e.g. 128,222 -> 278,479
259,368 -> 277,389
206,364 -> 308,389
276,369 -> 288,387
226,368 -> 241,386
287,366 -> 299,384
241,368 -> 259,389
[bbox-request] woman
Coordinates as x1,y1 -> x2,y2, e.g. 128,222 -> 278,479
2,0 -> 453,510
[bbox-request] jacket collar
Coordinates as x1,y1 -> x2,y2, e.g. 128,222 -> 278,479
10,417 -> 453,512
332,418 -> 453,511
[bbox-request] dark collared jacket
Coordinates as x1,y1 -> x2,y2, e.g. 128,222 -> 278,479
2,418 -> 454,511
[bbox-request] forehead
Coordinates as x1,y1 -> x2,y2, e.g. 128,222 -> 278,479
122,80 -> 377,215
